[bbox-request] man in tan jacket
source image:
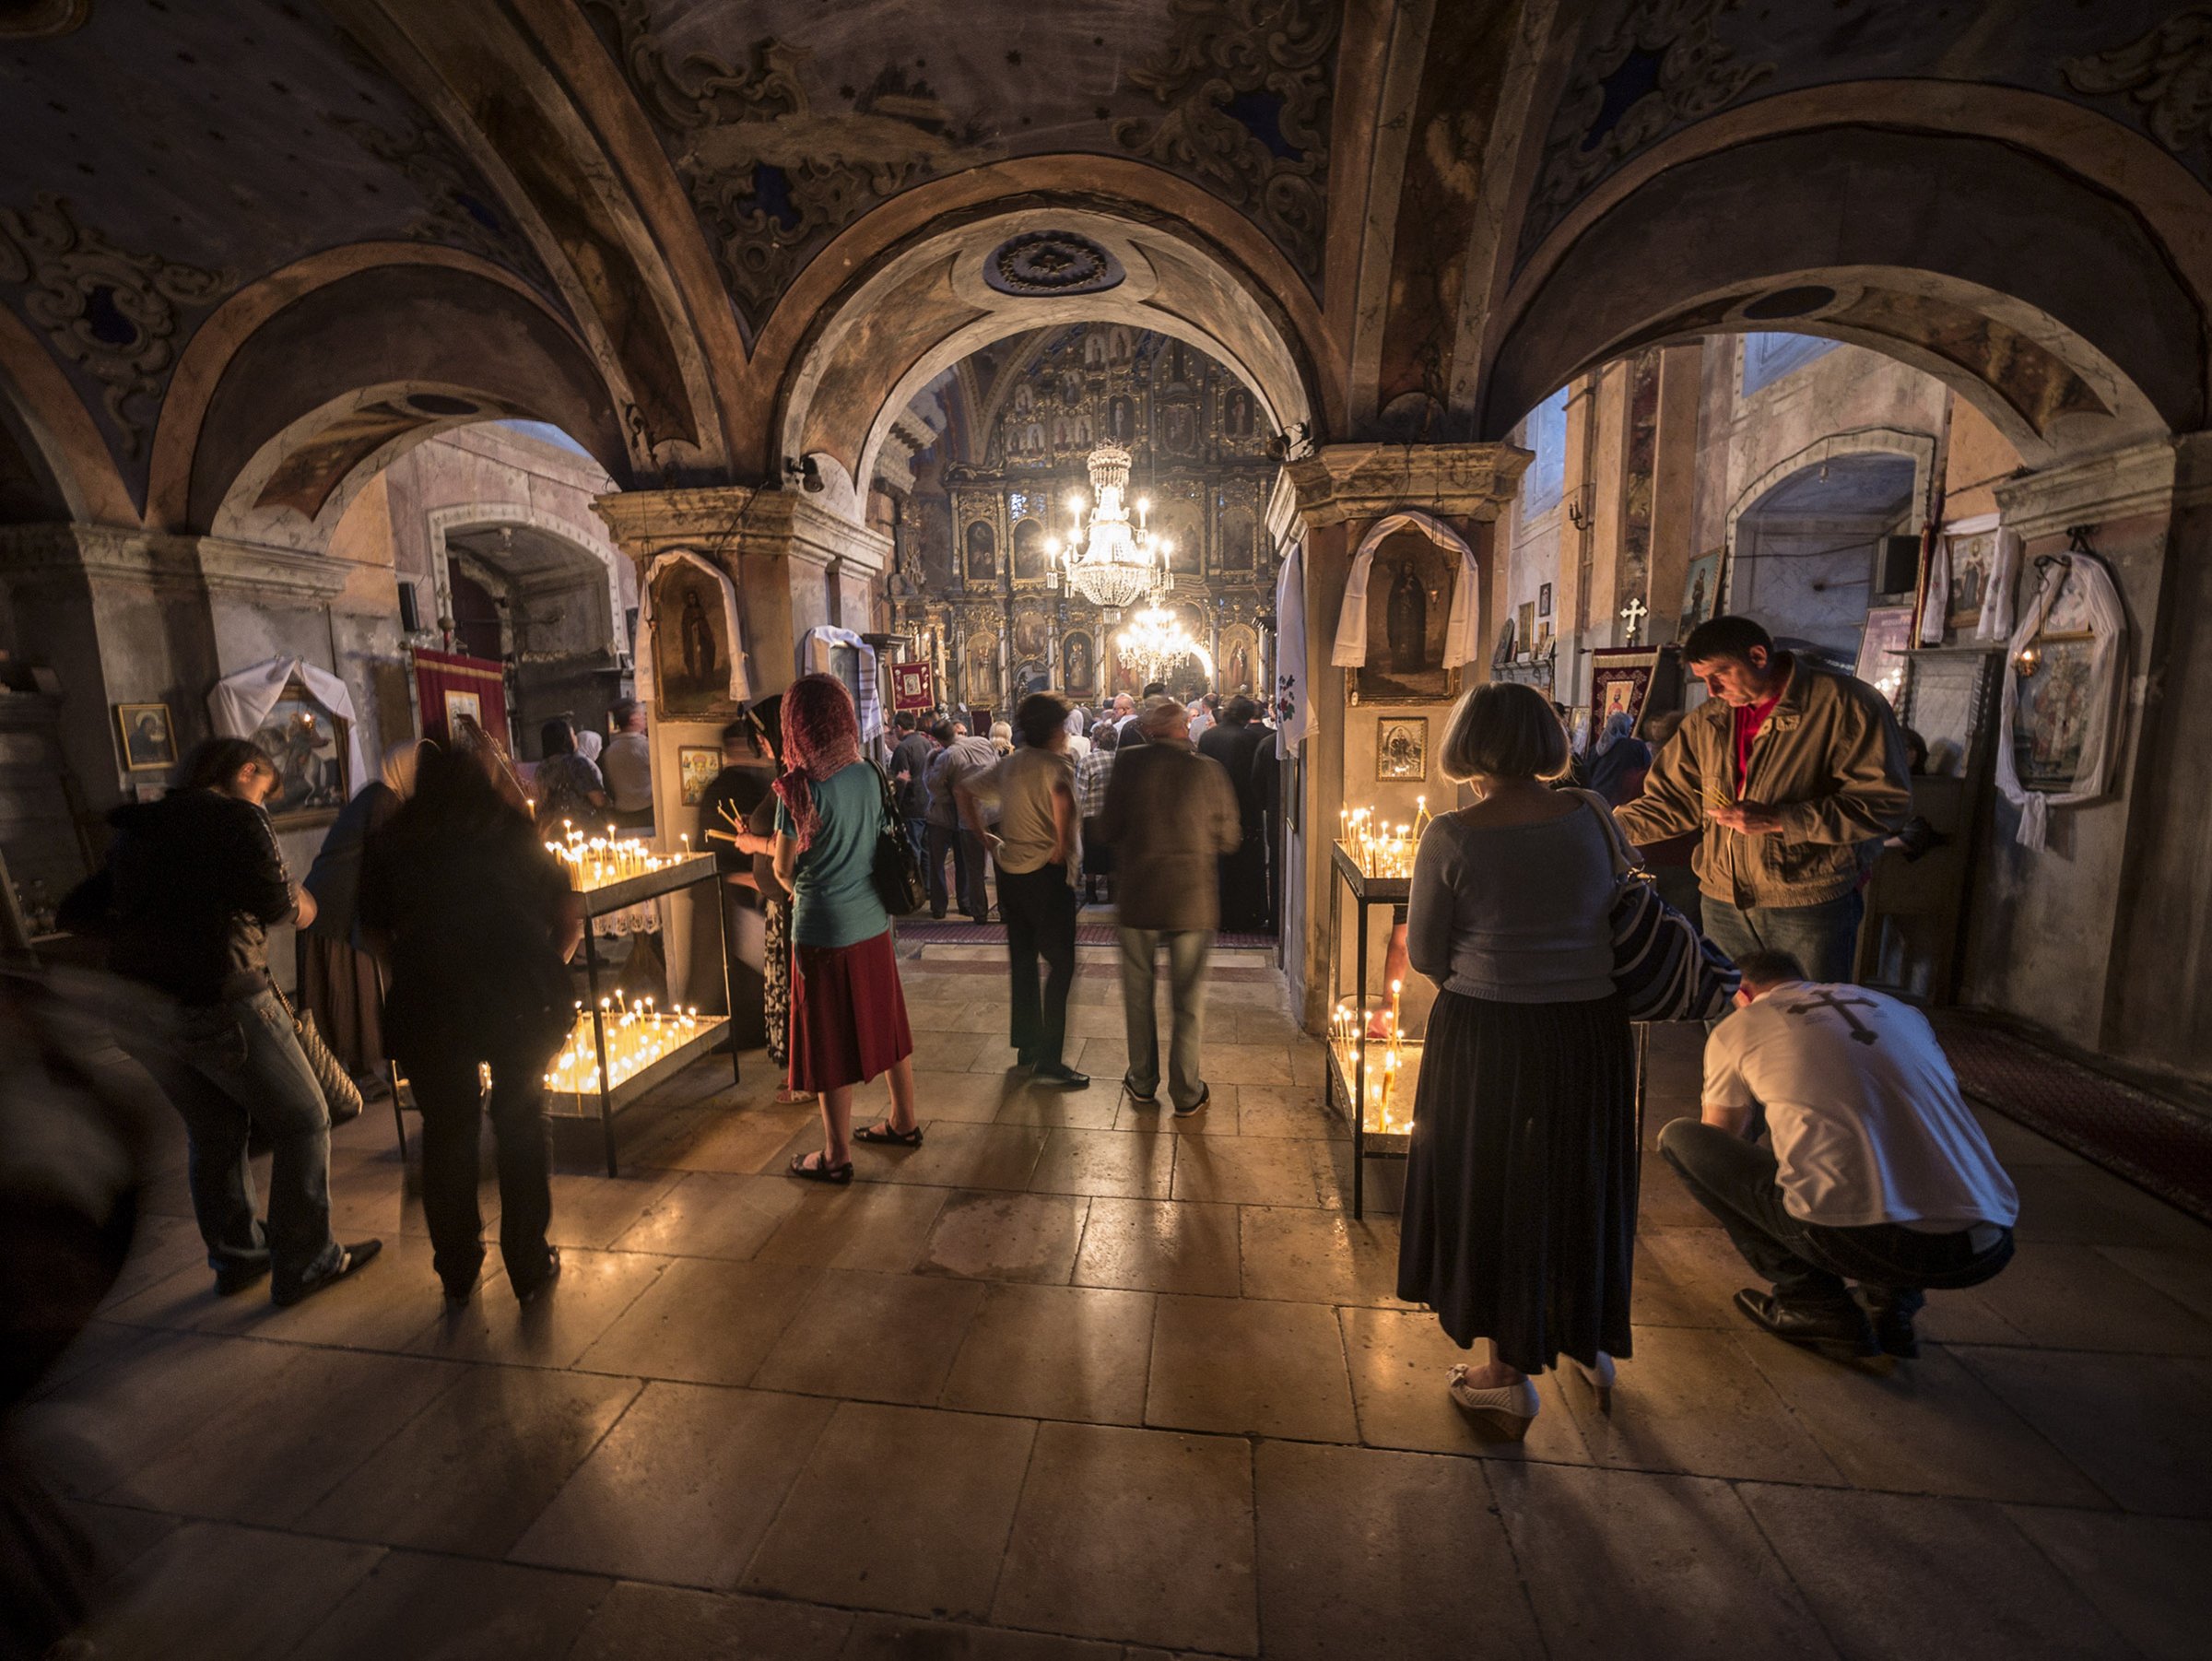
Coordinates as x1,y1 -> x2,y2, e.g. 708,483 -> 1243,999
1613,616 -> 1910,984
1099,695 -> 1241,1113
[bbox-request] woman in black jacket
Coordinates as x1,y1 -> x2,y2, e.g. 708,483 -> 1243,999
360,743 -> 582,1303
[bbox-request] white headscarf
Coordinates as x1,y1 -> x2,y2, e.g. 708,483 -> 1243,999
574,729 -> 604,765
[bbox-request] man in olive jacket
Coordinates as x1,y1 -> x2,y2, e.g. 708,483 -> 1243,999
1099,695 -> 1241,1113
1613,615 -> 1910,984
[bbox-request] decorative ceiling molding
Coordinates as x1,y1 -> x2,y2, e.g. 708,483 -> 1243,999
0,194 -> 229,459
1112,0 -> 1340,280
2063,12 -> 2212,163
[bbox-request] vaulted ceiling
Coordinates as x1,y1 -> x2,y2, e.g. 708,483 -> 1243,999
2,0 -> 2208,539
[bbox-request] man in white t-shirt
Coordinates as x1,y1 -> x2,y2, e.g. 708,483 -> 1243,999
1657,949 -> 2018,1360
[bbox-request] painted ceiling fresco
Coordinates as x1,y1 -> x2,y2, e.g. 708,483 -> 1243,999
1521,0 -> 2212,269
581,0 -> 1339,330
0,0 -> 547,471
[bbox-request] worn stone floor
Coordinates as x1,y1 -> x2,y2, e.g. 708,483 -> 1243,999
19,942 -> 2212,1659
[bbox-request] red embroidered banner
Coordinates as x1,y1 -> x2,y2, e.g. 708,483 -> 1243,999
889,661 -> 935,712
411,649 -> 510,749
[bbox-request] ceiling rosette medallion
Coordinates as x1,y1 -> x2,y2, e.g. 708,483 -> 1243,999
0,193 -> 228,456
1112,0 -> 1339,280
982,232 -> 1125,298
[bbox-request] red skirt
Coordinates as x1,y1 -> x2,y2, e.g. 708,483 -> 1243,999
788,928 -> 914,1092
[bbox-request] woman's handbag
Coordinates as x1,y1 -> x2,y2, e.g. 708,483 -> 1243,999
1572,791 -> 1740,1022
271,983 -> 364,1125
869,760 -> 928,915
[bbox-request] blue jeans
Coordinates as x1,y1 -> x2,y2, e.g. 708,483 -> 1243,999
130,988 -> 338,1291
1701,889 -> 1865,984
1118,927 -> 1212,1110
904,815 -> 929,869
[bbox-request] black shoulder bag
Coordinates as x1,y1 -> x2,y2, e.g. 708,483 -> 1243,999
869,760 -> 927,915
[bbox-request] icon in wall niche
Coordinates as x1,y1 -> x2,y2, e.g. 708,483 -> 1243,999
253,678 -> 348,826
1679,548 -> 1723,636
677,745 -> 721,807
653,560 -> 739,718
115,702 -> 176,771
1376,716 -> 1427,782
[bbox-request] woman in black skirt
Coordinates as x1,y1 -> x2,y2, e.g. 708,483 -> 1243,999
1396,682 -> 1634,1437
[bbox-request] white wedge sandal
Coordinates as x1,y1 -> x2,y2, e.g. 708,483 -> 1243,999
1446,1365 -> 1541,1440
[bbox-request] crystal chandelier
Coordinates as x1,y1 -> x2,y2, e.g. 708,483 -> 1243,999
1050,443 -> 1171,613
1115,603 -> 1215,687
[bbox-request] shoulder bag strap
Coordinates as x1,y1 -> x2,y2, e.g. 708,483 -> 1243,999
1567,787 -> 1639,880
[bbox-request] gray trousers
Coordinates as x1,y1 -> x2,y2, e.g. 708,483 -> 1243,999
1118,927 -> 1212,1110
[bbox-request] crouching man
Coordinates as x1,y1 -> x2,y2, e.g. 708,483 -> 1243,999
1657,949 -> 2017,1360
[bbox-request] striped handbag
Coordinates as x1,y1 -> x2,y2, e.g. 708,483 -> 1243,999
1572,791 -> 1740,1022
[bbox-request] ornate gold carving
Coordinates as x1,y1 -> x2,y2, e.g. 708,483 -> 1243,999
1112,0 -> 1338,278
2064,10 -> 2212,159
0,194 -> 227,456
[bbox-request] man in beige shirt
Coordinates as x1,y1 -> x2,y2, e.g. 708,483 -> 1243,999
959,691 -> 1087,1088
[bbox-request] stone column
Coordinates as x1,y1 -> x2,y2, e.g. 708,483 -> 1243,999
1277,442 -> 1532,1030
593,486 -> 893,1007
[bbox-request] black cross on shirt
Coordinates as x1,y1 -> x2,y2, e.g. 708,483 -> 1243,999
1785,988 -> 1880,1045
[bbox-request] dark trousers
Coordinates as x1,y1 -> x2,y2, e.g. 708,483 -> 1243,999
1701,889 -> 1864,984
128,989 -> 339,1292
400,1037 -> 558,1297
997,862 -> 1077,1069
1658,1118 -> 2013,1310
925,822 -> 988,920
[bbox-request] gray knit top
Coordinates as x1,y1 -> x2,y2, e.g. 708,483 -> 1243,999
1406,807 -> 1617,1003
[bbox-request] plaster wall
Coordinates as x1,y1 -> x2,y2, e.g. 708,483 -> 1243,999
1942,398 -> 2025,524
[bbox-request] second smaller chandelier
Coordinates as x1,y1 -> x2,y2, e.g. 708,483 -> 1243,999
1049,442 -> 1171,613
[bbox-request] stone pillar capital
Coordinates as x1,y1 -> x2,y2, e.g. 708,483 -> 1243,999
591,485 -> 892,574
1283,442 -> 1534,531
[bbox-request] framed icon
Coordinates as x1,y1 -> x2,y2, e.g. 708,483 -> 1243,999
1375,716 -> 1428,782
116,702 -> 176,771
677,745 -> 721,807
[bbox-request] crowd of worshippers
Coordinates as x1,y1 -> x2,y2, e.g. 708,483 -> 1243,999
25,614 -> 2018,1452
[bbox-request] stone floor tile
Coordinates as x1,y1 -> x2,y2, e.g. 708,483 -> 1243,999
1335,1306 -> 1591,1466
918,1191 -> 1090,1283
1169,1135 -> 1334,1207
514,1383 -> 835,1588
875,1121 -> 1052,1192
992,1420 -> 1257,1655
611,1171 -> 811,1259
741,1401 -> 1036,1620
753,1183 -> 952,1272
2003,1506 -> 2212,1661
1232,1084 -> 1348,1139
1951,1346 -> 2212,1515
543,1170 -> 685,1249
408,1246 -> 671,1370
1194,1043 -> 1292,1085
911,1029 -> 997,1071
1063,1001 -> 1133,1041
1253,1440 -> 1542,1661
65,1496 -> 183,1579
752,1269 -> 986,1403
1072,1197 -> 1242,1297
1237,1206 -> 1406,1306
912,1067 -> 1032,1122
644,1105 -> 817,1173
119,1346 -> 461,1525
31,1318 -> 152,1399
94,1213 -> 208,1312
1113,1085 -> 1241,1135
75,1520 -> 384,1661
2097,1244 -> 2212,1324
939,1283 -> 1155,1423
183,1231 -> 457,1353
288,1551 -> 610,1661
1737,1336 -> 2108,1505
1958,1241 -> 2212,1353
575,1256 -> 819,1385
1554,1324 -> 1845,1485
2009,1165 -> 2212,1251
566,1581 -> 853,1660
1741,1485 -> 2126,1660
1637,1149 -> 1725,1229
1230,1007 -> 1310,1046
993,1086 -> 1126,1130
1028,1126 -> 1176,1198
1488,1463 -> 1839,1659
21,1330 -> 304,1499
1970,1104 -> 2087,1167
1630,1229 -> 1745,1329
840,1614 -> 1124,1657
1145,1294 -> 1356,1442
299,1365 -> 641,1553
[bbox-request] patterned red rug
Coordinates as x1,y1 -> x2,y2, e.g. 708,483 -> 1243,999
896,918 -> 1279,950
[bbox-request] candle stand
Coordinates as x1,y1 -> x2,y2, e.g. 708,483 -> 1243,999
1324,838 -> 1417,1219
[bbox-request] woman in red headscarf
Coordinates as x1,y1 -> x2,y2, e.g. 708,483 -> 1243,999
772,673 -> 921,1179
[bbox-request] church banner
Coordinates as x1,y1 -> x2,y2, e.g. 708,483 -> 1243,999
890,661 -> 935,712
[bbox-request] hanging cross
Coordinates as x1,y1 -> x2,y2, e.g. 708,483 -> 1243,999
1786,988 -> 1880,1045
1618,596 -> 1648,643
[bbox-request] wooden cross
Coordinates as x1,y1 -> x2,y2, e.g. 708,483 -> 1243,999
1618,596 -> 1648,644
1785,988 -> 1880,1044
